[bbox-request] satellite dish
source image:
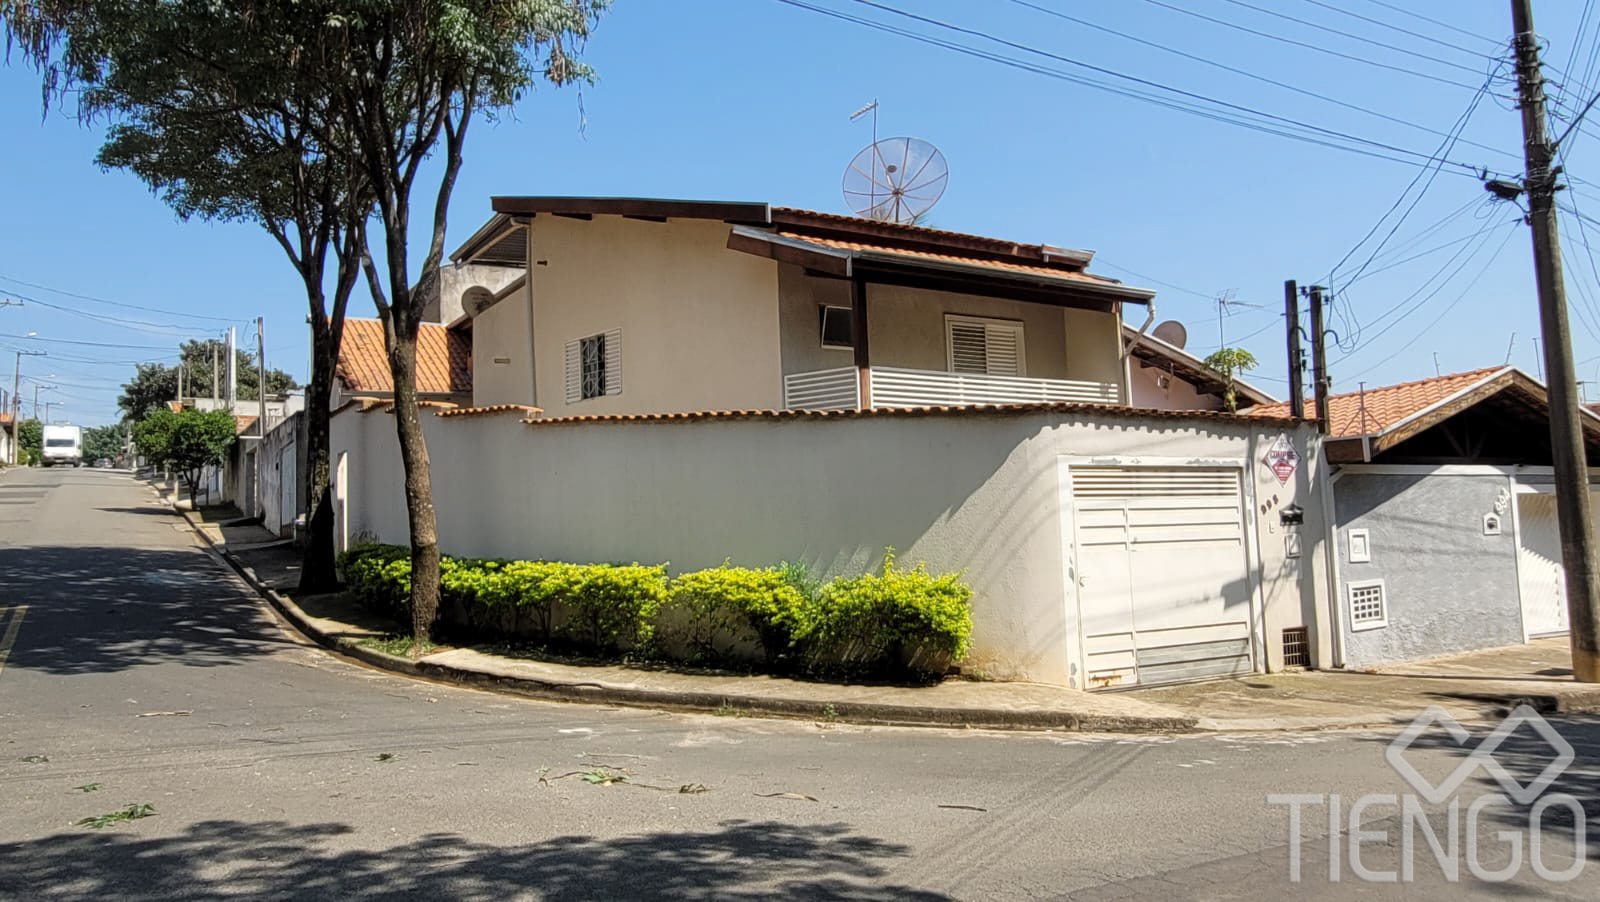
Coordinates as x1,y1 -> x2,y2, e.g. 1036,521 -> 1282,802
842,137 -> 948,225
1152,320 -> 1188,349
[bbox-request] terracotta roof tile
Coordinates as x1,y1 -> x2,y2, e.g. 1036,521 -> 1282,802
770,207 -> 1093,263
234,415 -> 258,435
337,318 -> 471,395
1252,367 -> 1507,437
435,404 -> 542,418
517,402 -> 1293,428
775,232 -> 1121,286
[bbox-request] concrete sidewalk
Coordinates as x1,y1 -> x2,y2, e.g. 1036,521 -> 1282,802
1127,639 -> 1600,731
158,478 -> 1600,734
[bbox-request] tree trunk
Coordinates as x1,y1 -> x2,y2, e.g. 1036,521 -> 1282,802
298,317 -> 339,594
388,324 -> 441,641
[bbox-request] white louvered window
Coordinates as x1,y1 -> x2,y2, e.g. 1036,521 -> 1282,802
564,328 -> 622,403
1348,579 -> 1388,631
945,316 -> 1025,376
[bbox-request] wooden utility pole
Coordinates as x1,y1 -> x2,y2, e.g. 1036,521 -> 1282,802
1308,285 -> 1329,432
1512,0 -> 1600,681
1284,280 -> 1304,419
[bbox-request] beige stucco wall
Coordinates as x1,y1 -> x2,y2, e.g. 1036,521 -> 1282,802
526,215 -> 783,414
333,406 -> 1329,686
471,282 -> 536,407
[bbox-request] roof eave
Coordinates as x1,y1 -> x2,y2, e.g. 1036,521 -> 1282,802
490,196 -> 773,225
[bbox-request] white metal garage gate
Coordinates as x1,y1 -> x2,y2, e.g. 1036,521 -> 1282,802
1067,465 -> 1259,689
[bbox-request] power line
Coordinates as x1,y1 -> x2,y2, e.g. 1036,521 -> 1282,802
1333,218 -> 1518,365
1342,225 -> 1519,381
1327,70 -> 1498,316
1134,0 -> 1483,91
786,0 -> 1506,179
0,332 -> 174,350
1296,0 -> 1500,59
1355,0 -> 1503,50
0,273 -> 242,323
1241,0 -> 1499,70
1003,0 -> 1523,166
2,289 -> 221,337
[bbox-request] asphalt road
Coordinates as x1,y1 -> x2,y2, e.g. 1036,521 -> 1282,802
1,466 -> 1598,900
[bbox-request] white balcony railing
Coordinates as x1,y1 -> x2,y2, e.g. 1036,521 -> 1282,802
782,367 -> 861,410
782,366 -> 1120,410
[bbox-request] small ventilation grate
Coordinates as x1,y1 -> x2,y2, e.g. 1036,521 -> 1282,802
1282,627 -> 1309,668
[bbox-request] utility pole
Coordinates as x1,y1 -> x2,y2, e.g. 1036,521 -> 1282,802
1533,336 -> 1544,379
1512,0 -> 1600,681
256,317 -> 267,430
1284,280 -> 1305,419
11,349 -> 45,465
31,382 -> 55,420
212,342 -> 219,402
226,326 -> 237,408
1308,285 -> 1329,432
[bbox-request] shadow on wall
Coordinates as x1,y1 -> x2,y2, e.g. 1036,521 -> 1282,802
0,545 -> 292,676
0,819 -> 952,901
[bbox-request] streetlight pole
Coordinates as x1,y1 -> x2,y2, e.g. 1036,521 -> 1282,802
11,349 -> 45,465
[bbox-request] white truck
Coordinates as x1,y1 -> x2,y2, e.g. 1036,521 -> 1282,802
41,424 -> 83,467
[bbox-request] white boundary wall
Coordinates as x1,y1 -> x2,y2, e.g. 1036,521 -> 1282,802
332,406 -> 1330,686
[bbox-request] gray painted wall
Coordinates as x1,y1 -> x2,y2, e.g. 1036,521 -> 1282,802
1335,472 -> 1521,667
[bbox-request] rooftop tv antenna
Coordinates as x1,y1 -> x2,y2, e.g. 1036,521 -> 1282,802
843,101 -> 948,224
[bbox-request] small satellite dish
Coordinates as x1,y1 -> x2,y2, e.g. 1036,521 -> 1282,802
843,137 -> 948,225
1152,320 -> 1188,349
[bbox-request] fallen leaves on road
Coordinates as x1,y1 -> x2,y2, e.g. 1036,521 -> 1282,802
678,784 -> 710,794
19,755 -> 48,764
77,803 -> 155,829
755,792 -> 819,802
136,710 -> 192,718
74,783 -> 102,793
374,753 -> 395,762
937,804 -> 987,812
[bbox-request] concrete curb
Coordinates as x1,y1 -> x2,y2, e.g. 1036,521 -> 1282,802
169,502 -> 1196,734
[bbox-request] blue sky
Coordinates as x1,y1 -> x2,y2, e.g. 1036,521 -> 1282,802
4,0 -> 1599,425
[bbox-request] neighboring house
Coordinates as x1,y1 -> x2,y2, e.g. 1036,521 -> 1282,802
1256,367 -> 1600,669
331,197 -> 1329,689
1123,325 -> 1275,412
332,318 -> 472,409
0,411 -> 14,465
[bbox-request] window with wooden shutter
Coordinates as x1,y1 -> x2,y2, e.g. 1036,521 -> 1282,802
945,316 -> 1025,376
564,328 -> 622,403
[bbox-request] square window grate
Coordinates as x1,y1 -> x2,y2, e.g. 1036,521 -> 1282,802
1282,627 -> 1309,668
1348,580 -> 1387,630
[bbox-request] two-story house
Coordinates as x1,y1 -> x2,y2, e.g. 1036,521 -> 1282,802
332,197 -> 1320,689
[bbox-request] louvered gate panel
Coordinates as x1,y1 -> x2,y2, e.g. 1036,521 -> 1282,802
1071,466 -> 1256,688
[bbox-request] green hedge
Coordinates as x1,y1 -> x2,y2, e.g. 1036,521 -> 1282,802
337,545 -> 972,679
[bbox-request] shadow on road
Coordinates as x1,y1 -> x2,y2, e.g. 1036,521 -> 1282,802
1364,713 -> 1600,861
0,545 -> 294,676
0,818 -> 948,900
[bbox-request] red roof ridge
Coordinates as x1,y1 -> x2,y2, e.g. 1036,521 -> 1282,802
770,206 -> 1091,261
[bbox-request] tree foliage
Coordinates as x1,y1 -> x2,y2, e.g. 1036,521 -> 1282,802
82,422 -> 129,461
16,418 -> 42,465
315,0 -> 607,640
133,407 -> 237,500
1203,347 -> 1259,413
117,341 -> 297,423
1,0 -> 370,591
3,0 -> 608,634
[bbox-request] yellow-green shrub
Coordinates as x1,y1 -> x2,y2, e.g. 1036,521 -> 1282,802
667,564 -> 808,663
799,551 -> 973,678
